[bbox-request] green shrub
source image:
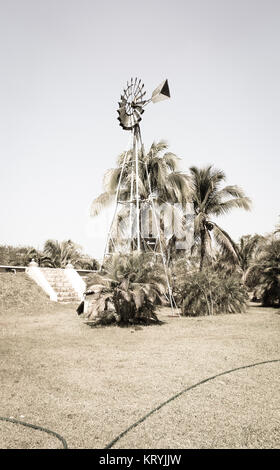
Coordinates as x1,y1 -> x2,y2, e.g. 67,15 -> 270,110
0,245 -> 39,266
174,268 -> 248,316
82,253 -> 166,326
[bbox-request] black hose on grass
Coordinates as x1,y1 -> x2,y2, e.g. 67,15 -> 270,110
0,417 -> 68,449
104,358 -> 280,449
1,358 -> 279,450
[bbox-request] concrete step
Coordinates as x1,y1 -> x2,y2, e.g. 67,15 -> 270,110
57,296 -> 80,302
48,283 -> 73,288
54,290 -> 77,295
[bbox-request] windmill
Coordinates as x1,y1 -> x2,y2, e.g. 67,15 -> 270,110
101,78 -> 179,315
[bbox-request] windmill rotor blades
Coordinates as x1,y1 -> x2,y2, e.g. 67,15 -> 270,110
117,78 -> 170,130
135,84 -> 145,99
133,78 -> 139,95
117,78 -> 146,130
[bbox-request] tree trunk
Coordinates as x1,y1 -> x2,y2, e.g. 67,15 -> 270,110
200,230 -> 206,271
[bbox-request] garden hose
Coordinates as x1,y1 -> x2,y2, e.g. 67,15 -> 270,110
1,358 -> 279,449
0,416 -> 68,449
104,358 -> 280,448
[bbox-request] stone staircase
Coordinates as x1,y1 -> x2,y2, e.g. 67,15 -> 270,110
40,268 -> 81,303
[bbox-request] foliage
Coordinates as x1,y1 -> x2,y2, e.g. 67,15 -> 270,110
40,239 -> 98,269
0,240 -> 99,270
189,166 -> 251,270
237,234 -> 265,280
91,141 -> 190,215
169,255 -> 199,289
246,238 -> 280,306
0,245 -> 39,266
79,257 -> 99,270
206,234 -> 265,282
211,249 -> 241,277
172,265 -> 248,316
82,253 -> 166,325
90,141 -> 191,256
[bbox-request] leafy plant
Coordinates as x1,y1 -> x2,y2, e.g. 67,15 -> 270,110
41,239 -> 98,269
0,241 -> 99,271
246,238 -> 280,306
0,245 -> 40,266
82,253 -> 166,325
173,266 -> 248,316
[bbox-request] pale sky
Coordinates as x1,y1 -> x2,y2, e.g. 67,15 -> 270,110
0,0 -> 279,261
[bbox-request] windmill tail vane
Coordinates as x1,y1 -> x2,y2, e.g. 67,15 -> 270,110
151,78 -> 171,103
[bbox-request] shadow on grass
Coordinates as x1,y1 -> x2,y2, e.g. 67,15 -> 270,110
250,302 -> 280,308
249,302 -> 280,314
84,319 -> 166,329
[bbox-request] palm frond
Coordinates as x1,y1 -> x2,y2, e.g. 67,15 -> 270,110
103,168 -> 121,193
212,223 -> 239,262
162,152 -> 181,171
210,197 -> 251,216
90,191 -> 114,217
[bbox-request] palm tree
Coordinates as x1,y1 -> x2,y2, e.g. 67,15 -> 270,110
245,237 -> 280,306
90,141 -> 190,254
189,166 -> 251,271
238,234 -> 264,281
41,239 -> 98,269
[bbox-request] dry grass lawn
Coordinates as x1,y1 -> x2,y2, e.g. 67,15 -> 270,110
0,273 -> 280,449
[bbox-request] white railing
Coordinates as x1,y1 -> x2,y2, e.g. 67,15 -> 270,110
64,263 -> 86,301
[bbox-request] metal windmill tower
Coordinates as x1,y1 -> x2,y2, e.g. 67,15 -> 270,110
102,78 -> 178,314
103,78 -> 171,257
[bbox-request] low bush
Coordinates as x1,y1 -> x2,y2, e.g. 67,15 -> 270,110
174,268 -> 248,316
81,253 -> 166,326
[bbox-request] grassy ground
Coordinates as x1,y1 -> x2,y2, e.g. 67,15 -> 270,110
0,274 -> 280,449
0,273 -> 53,311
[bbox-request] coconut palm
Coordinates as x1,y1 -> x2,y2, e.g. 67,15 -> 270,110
91,141 -> 190,215
41,239 -> 78,268
90,141 -> 191,255
189,165 -> 251,271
